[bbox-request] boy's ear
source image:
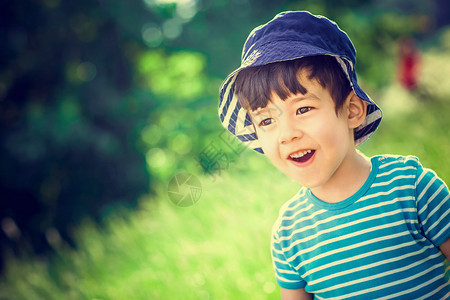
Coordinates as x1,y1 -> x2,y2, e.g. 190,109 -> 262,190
346,91 -> 367,129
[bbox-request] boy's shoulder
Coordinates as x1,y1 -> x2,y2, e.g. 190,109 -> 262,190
272,187 -> 312,236
272,188 -> 309,236
375,154 -> 419,165
374,154 -> 423,173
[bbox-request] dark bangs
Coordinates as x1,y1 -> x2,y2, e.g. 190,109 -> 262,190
234,55 -> 352,114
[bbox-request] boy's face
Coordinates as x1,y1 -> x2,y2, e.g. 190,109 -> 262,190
249,71 -> 360,190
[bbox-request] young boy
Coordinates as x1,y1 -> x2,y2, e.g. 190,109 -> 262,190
218,11 -> 450,299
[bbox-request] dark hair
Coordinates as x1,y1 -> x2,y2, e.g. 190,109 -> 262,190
234,55 -> 352,114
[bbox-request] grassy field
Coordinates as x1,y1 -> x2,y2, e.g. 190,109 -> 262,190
1,53 -> 449,300
0,156 -> 299,300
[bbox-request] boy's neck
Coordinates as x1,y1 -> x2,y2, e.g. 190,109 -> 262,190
310,150 -> 372,203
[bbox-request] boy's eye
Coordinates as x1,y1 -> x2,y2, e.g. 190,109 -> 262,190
258,118 -> 273,127
297,107 -> 312,114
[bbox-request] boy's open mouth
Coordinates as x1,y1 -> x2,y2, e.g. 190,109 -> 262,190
288,150 -> 315,163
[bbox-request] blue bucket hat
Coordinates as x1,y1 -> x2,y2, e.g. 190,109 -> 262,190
218,11 -> 382,154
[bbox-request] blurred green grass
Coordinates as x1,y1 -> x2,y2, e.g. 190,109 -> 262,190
1,51 -> 449,300
0,157 -> 297,300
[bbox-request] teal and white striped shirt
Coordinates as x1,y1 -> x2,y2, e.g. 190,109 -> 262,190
272,155 -> 450,299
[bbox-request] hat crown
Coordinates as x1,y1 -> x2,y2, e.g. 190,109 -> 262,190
242,11 -> 356,66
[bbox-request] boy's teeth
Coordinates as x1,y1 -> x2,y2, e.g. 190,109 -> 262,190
290,150 -> 311,159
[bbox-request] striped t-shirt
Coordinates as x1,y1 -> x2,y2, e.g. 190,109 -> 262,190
272,155 -> 450,299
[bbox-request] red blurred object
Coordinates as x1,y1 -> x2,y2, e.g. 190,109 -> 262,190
397,37 -> 422,91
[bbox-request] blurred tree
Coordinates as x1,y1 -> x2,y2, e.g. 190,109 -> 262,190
0,0 -> 155,267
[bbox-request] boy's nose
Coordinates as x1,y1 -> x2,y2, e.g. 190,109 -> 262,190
278,118 -> 303,144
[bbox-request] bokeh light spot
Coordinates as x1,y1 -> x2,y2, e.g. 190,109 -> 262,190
76,62 -> 97,82
162,19 -> 183,39
142,23 -> 163,47
263,281 -> 276,294
169,132 -> 192,155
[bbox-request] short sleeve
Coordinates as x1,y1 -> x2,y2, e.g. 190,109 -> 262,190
415,160 -> 450,247
271,230 -> 306,290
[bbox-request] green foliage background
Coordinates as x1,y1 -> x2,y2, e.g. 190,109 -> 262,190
1,0 -> 449,298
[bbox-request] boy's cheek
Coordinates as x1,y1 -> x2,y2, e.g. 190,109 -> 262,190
259,136 -> 279,158
255,128 -> 274,146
